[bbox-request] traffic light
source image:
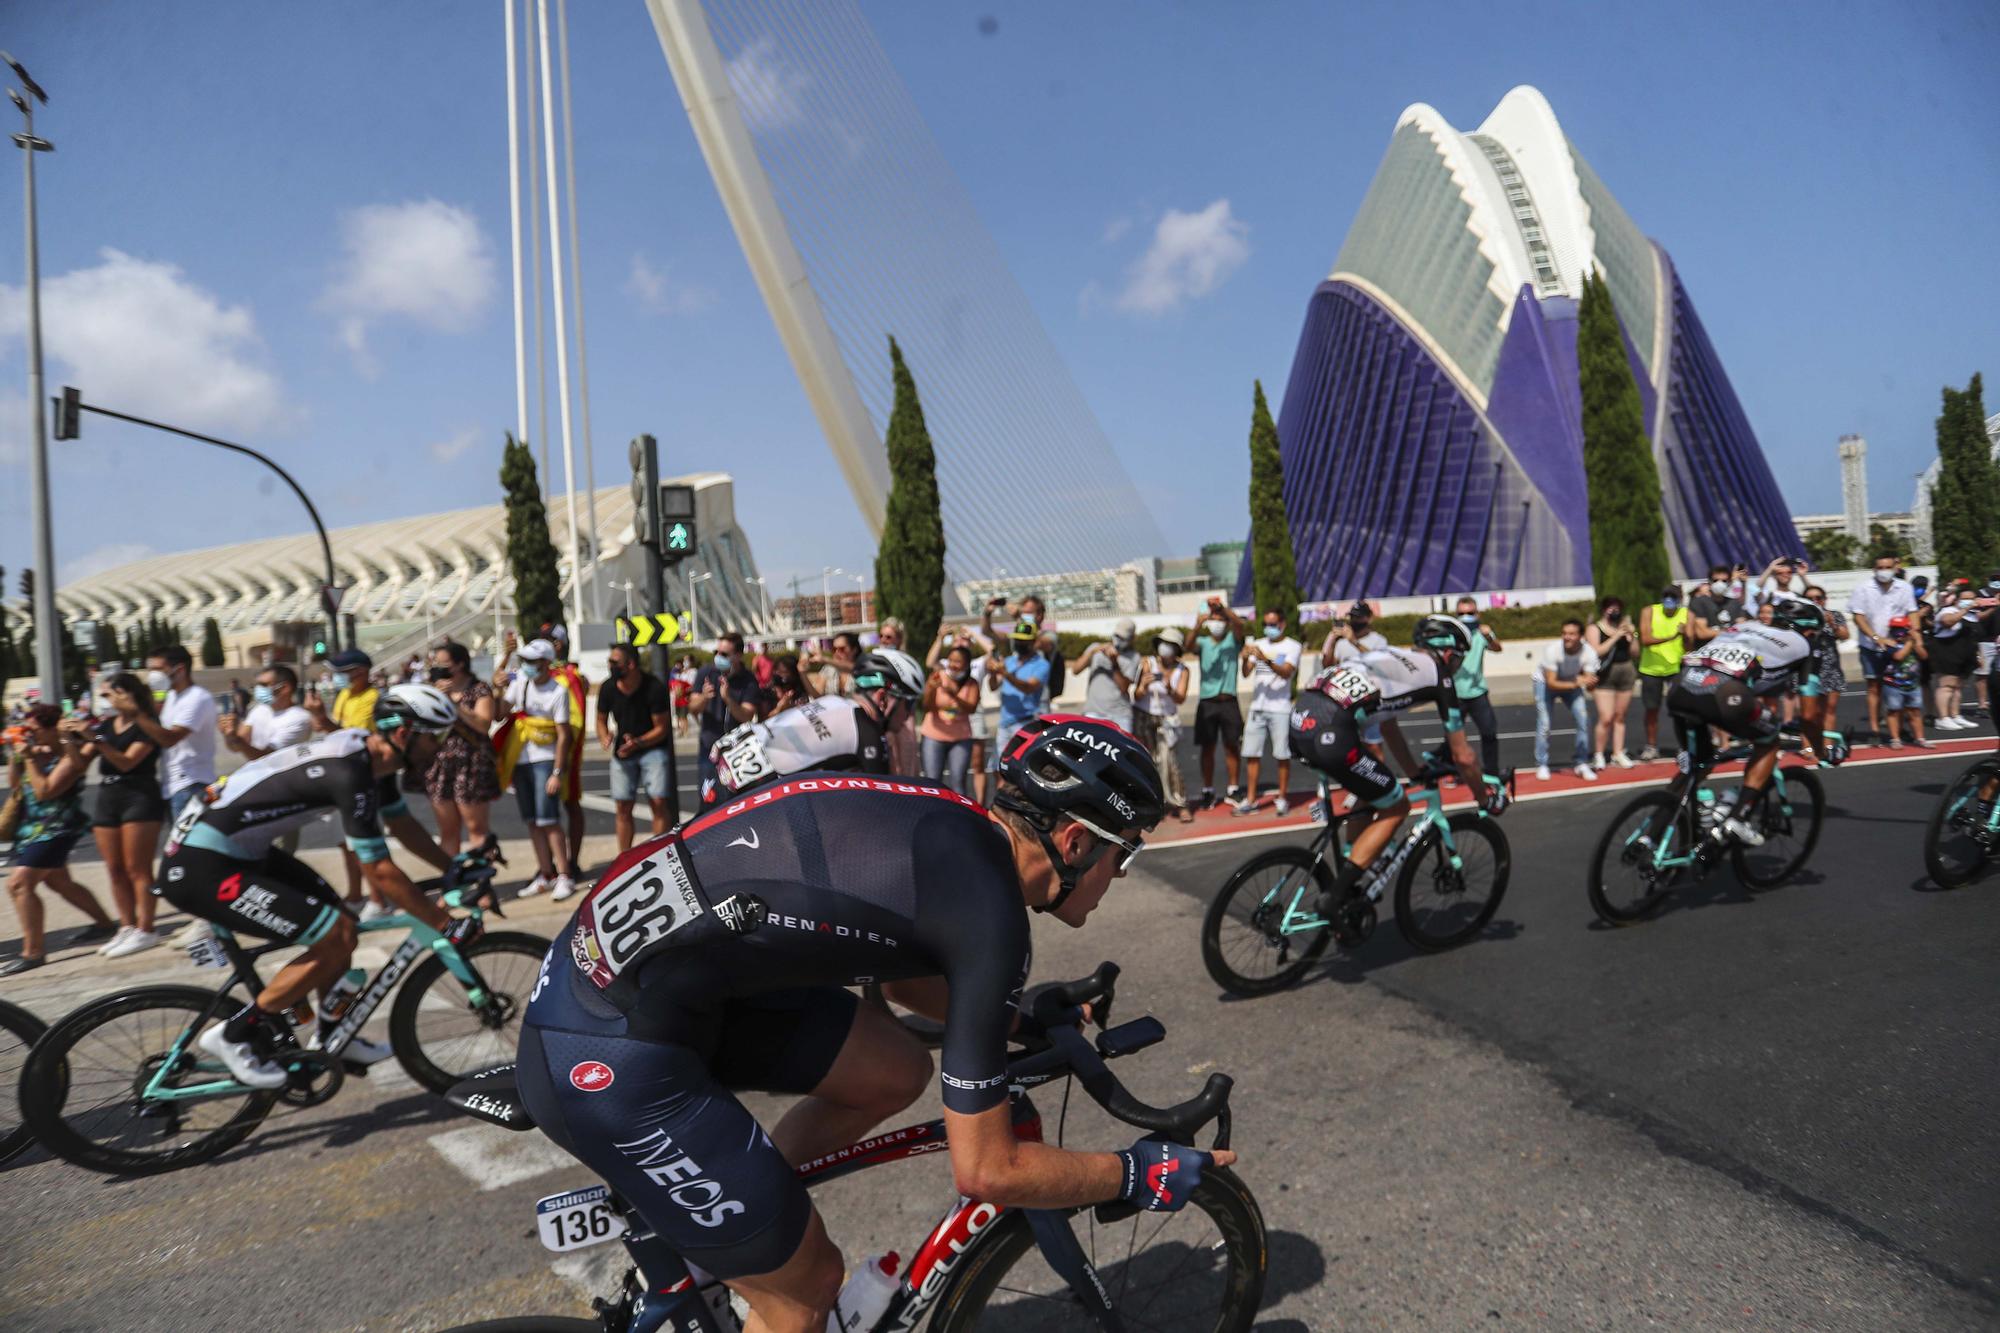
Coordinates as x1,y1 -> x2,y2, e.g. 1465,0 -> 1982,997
52,385 -> 80,441
313,638 -> 328,656
663,518 -> 695,556
628,434 -> 661,550
659,484 -> 696,565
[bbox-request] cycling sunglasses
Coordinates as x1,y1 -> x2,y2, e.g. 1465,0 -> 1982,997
1072,813 -> 1146,871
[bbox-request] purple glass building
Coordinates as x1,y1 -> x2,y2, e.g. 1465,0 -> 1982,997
1240,88 -> 1798,603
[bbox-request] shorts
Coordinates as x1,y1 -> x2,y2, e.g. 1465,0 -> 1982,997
609,749 -> 670,802
968,706 -> 990,743
1666,673 -> 1773,750
93,781 -> 167,828
513,759 -> 560,827
1639,671 -> 1674,709
1243,708 -> 1291,759
156,843 -> 346,946
1598,660 -> 1638,692
10,832 -> 83,869
1883,685 -> 1922,712
1978,642 -> 1998,675
989,720 -> 1023,772
1194,695 -> 1243,750
517,969 -> 860,1281
1296,708 -> 1404,810
1857,643 -> 1894,682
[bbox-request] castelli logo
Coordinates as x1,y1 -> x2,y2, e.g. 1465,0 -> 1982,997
569,1060 -> 615,1092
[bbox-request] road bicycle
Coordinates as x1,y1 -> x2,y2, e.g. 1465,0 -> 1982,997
0,996 -> 48,1164
439,963 -> 1265,1332
1586,730 -> 1834,925
1200,765 -> 1514,996
18,857 -> 547,1176
1923,751 -> 2000,888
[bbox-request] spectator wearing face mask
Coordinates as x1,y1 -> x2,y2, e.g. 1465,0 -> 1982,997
1073,618 -> 1141,731
85,672 -> 169,958
1133,626 -> 1194,823
926,624 -> 993,799
1236,610 -> 1301,815
1689,565 -> 1748,644
1880,616 -> 1928,748
693,633 -> 766,792
1803,585 -> 1850,753
1324,600 -> 1389,664
219,664 -> 315,856
1635,585 -> 1688,761
1585,596 -> 1639,769
597,643 -> 674,852
297,647 -> 384,914
1755,555 -> 1811,606
985,619 -> 1052,773
133,644 -> 219,824
1192,595 -> 1247,810
766,652 -> 813,716
423,641 -> 500,858
1450,597 -> 1504,777
981,593 -> 1061,697
1848,556 -> 1917,744
920,644 -> 981,796
1973,573 -> 2000,718
497,637 -> 582,899
1928,585 -> 1978,730
1534,619 -> 1600,781
809,631 -> 862,700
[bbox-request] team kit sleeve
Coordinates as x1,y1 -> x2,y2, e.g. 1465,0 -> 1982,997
337,764 -> 391,863
921,823 -> 1032,1114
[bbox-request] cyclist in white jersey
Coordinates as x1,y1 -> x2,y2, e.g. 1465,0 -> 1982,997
703,649 -> 924,803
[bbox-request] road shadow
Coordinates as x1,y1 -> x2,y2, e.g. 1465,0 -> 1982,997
1262,1228 -> 1329,1304
1212,914 -> 1527,1005
179,1090 -> 463,1172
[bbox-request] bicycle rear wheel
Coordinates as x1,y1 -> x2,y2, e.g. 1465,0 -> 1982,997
1732,768 -> 1824,888
0,997 -> 48,1164
389,931 -> 549,1093
930,1167 -> 1266,1333
20,985 -> 277,1176
1923,759 -> 2000,889
1587,792 -> 1685,925
1393,813 -> 1510,950
1199,848 -> 1332,996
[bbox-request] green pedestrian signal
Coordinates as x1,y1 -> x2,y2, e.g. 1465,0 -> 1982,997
665,521 -> 693,554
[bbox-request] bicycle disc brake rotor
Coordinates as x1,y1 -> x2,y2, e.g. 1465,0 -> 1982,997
279,1049 -> 345,1107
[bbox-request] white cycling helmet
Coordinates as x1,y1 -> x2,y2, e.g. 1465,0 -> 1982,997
853,647 -> 926,700
374,683 -> 458,735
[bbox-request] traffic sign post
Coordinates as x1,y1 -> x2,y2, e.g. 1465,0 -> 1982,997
613,612 -> 683,647
627,434 -> 685,822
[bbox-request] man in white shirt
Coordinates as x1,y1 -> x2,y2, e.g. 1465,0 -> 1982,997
1325,601 -> 1389,664
134,644 -> 218,821
497,638 -> 579,900
1847,555 -> 1918,743
1237,610 -> 1302,815
1072,617 -> 1141,732
1535,619 -> 1601,781
1754,555 -> 1811,607
218,662 -> 317,853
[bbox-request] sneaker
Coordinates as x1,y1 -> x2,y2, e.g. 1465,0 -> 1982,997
1722,815 -> 1766,847
72,921 -> 118,946
1592,751 -> 1607,770
1574,763 -> 1598,782
197,1022 -> 288,1090
517,875 -> 550,899
1611,752 -> 1634,769
1274,796 -> 1290,817
170,918 -> 210,946
102,928 -> 161,959
1911,737 -> 1934,749
1535,764 -> 1551,781
0,955 -> 43,977
358,901 -> 393,924
1636,745 -> 1660,762
1888,738 -> 1904,750
1224,786 -> 1244,805
1230,799 -> 1256,817
1197,789 -> 1215,812
97,925 -> 136,956
551,875 -> 578,902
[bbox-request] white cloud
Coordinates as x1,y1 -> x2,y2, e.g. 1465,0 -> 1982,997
1101,216 -> 1132,244
60,542 -> 156,585
0,248 -> 289,435
321,199 -> 494,371
1112,199 -> 1251,317
627,254 -> 714,316
726,36 -> 810,131
428,426 -> 481,464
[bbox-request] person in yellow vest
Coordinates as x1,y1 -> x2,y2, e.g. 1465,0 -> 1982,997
303,649 -> 389,917
493,637 -> 581,900
1636,585 -> 1690,761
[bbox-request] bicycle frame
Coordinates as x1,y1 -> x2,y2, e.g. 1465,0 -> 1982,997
1259,783 -> 1470,938
137,887 -> 495,1105
1621,737 -> 1825,876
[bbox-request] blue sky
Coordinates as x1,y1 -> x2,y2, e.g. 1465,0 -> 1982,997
1,0 -> 1995,603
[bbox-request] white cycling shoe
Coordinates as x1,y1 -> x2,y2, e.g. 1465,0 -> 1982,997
1722,815 -> 1766,847
198,1022 -> 289,1090
310,1027 -> 395,1065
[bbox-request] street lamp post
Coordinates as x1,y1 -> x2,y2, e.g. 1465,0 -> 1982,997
745,576 -> 770,635
821,566 -> 841,635
7,55 -> 58,703
849,572 -> 866,631
688,569 -> 713,645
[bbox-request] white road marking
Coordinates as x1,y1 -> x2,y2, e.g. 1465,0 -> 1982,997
428,1122 -> 577,1189
551,1246 -> 630,1299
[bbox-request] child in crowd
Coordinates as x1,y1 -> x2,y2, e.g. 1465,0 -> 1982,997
1881,616 -> 1928,749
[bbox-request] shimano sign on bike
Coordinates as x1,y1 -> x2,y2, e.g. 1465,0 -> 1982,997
534,1184 -> 628,1253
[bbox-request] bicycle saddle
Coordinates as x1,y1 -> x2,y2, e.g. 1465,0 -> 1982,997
445,1064 -> 537,1131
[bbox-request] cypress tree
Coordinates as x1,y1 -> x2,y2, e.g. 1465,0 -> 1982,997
1246,379 -> 1301,626
872,337 -> 947,650
92,620 -> 118,665
1929,374 -> 1996,582
501,433 -> 564,633
199,616 -> 226,667
1577,270 -> 1671,614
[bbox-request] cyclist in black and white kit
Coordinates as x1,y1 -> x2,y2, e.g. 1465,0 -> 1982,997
701,648 -> 923,804
516,713 -> 1235,1333
1290,617 -> 1500,931
1667,594 -> 1834,846
158,684 -> 469,1088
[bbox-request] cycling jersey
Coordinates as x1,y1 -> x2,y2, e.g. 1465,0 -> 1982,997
1287,690 -> 1403,808
168,730 -> 393,864
702,696 -> 888,804
518,776 -> 1031,1279
1678,624 -> 1821,699
1323,647 -> 1465,734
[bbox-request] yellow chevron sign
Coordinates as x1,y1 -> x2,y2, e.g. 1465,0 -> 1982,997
616,613 -> 682,647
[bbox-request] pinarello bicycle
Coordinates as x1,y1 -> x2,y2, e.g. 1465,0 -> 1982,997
1201,763 -> 1514,996
439,963 -> 1265,1332
19,856 -> 545,1176
1923,750 -> 2000,888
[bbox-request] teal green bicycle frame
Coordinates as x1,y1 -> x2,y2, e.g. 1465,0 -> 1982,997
1259,783 -> 1477,937
1621,732 -> 1839,874
139,887 -> 494,1104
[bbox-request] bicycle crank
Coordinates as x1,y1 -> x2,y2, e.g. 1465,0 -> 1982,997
279,1049 -> 346,1107
1333,900 -> 1376,947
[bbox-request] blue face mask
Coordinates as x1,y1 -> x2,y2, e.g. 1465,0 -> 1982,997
252,685 -> 275,706
1663,597 -> 1681,612
712,653 -> 732,671
1263,624 -> 1282,640
1457,613 -> 1479,627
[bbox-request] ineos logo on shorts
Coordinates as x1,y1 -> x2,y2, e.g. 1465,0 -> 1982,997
569,1060 -> 615,1092
1061,727 -> 1121,761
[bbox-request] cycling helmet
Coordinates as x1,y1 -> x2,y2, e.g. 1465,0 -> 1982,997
372,683 -> 457,735
995,714 -> 1166,912
1411,614 -> 1473,658
852,647 -> 925,700
1766,594 -> 1826,637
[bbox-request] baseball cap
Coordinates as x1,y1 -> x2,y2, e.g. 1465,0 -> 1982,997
329,649 -> 372,672
1888,615 -> 1911,630
1009,619 -> 1038,641
1153,626 -> 1187,649
1114,617 -> 1136,639
517,638 -> 557,663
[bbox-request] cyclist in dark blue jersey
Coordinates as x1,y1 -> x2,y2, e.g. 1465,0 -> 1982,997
515,714 -> 1234,1333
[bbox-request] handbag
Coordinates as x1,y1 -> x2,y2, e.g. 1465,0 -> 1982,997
0,753 -> 27,843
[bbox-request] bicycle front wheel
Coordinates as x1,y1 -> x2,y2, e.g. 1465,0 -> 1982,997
389,931 -> 550,1093
1924,760 -> 2000,889
1732,768 -> 1824,888
1199,848 -> 1332,996
1393,813 -> 1510,950
930,1167 -> 1267,1333
1587,792 -> 1685,926
0,997 -> 48,1164
20,985 -> 276,1176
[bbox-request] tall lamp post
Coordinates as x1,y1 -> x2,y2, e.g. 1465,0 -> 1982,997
821,566 -> 841,635
6,54 -> 59,702
687,569 -> 713,645
744,575 -> 770,636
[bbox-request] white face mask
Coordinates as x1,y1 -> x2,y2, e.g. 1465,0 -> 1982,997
1874,569 -> 1894,585
147,670 -> 172,693
1158,644 -> 1179,660
1112,635 -> 1132,651
1205,619 -> 1226,637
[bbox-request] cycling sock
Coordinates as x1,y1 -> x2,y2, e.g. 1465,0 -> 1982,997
1330,857 -> 1368,900
222,1003 -> 276,1045
1735,784 -> 1768,819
